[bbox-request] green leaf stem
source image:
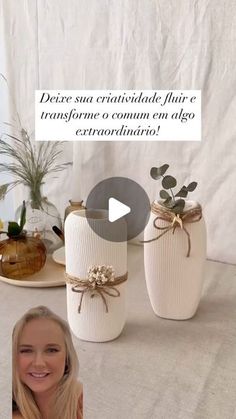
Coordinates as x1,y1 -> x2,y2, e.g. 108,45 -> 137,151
7,221 -> 22,237
19,201 -> 26,230
172,199 -> 185,214
160,190 -> 171,199
187,181 -> 197,192
150,163 -> 198,214
162,175 -> 177,189
175,186 -> 188,198
150,164 -> 169,180
0,183 -> 9,200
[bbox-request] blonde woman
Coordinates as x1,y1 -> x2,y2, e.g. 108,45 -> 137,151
12,306 -> 83,419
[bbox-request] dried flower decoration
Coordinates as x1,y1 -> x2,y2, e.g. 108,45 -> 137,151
87,265 -> 115,288
0,74 -> 71,204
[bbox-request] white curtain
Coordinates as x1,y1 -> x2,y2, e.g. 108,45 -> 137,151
0,0 -> 14,221
1,0 -> 236,264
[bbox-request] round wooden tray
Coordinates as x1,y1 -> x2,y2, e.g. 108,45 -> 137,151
0,256 -> 66,288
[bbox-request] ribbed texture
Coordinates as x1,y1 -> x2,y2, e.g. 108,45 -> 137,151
65,211 -> 127,342
144,203 -> 207,320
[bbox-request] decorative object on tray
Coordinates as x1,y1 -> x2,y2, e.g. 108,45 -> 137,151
64,199 -> 86,221
0,256 -> 65,287
143,164 -> 206,320
65,209 -> 127,342
52,225 -> 65,242
0,87 -> 71,252
0,201 -> 46,279
51,226 -> 66,265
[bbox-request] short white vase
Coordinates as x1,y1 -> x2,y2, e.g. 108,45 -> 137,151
65,210 -> 127,342
144,201 -> 206,320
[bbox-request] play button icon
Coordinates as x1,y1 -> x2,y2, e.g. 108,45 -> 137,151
108,198 -> 131,222
86,177 -> 150,242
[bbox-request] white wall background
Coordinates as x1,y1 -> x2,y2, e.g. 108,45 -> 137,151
1,0 -> 236,264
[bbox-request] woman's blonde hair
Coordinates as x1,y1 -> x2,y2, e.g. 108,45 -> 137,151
12,306 -> 82,419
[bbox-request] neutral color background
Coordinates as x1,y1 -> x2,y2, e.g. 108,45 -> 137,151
0,0 -> 236,264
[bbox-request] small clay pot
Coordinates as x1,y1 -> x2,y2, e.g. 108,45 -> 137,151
64,200 -> 86,221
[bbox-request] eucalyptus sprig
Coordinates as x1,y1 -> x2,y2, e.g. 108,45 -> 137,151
150,164 -> 197,214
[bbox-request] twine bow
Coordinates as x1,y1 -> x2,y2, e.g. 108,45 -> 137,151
65,265 -> 128,313
142,202 -> 202,257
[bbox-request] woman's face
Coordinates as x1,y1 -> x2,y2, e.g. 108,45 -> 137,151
17,318 -> 67,395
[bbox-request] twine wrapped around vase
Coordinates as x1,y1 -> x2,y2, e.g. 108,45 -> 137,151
65,265 -> 128,313
142,202 -> 202,257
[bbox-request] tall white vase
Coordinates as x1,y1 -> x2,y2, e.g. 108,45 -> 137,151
144,201 -> 206,320
65,210 -> 127,342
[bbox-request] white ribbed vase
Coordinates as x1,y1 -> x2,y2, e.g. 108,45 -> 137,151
144,201 -> 206,320
65,210 -> 127,342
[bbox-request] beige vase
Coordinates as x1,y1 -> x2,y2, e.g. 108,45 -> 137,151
65,209 -> 127,342
144,200 -> 206,320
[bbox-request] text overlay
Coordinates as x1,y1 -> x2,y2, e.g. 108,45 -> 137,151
35,90 -> 201,141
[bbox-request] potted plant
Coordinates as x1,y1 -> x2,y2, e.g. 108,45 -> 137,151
0,128 -> 71,252
143,164 -> 206,320
0,201 -> 47,279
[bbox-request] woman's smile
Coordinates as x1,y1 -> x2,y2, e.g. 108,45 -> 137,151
28,372 -> 51,379
18,318 -> 66,395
